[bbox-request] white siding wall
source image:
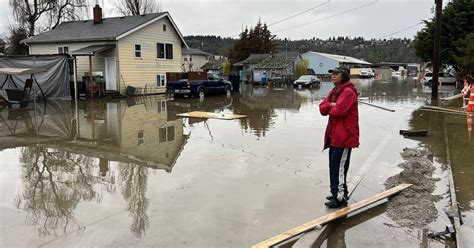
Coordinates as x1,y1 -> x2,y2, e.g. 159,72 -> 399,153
30,42 -> 116,82
302,52 -> 339,75
182,54 -> 208,72
117,17 -> 183,94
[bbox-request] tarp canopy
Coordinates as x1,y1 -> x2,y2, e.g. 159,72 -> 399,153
0,55 -> 71,100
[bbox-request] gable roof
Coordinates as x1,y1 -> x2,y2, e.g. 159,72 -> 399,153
201,59 -> 227,70
182,47 -> 211,56
304,51 -> 371,65
23,12 -> 188,47
234,52 -> 301,69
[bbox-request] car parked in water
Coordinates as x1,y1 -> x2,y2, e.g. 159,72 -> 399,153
293,75 -> 321,87
421,72 -> 456,86
359,69 -> 375,78
167,72 -> 233,98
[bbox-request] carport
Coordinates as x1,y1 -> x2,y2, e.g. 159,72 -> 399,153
70,44 -> 116,99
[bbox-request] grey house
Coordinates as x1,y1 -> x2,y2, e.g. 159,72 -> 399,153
235,52 -> 302,83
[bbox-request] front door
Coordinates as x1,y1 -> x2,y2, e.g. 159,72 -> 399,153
105,57 -> 117,91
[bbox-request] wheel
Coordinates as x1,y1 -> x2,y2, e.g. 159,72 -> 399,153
225,86 -> 232,96
427,80 -> 432,86
198,88 -> 205,99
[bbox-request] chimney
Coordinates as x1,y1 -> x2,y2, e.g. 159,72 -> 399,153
93,4 -> 103,25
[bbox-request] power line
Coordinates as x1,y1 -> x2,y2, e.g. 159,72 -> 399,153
268,0 -> 331,27
376,22 -> 423,39
272,0 -> 379,34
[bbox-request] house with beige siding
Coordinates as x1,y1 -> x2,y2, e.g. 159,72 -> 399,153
23,5 -> 188,96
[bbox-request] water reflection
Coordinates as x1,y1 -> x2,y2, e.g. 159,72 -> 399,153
0,98 -> 189,237
408,104 -> 474,211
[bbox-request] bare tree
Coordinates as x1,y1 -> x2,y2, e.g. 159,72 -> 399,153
116,0 -> 161,16
9,0 -> 87,37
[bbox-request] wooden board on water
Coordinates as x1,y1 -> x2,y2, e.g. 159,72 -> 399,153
176,111 -> 246,120
252,183 -> 412,248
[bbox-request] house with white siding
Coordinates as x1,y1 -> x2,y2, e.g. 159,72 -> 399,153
23,5 -> 188,96
182,47 -> 211,72
302,52 -> 372,75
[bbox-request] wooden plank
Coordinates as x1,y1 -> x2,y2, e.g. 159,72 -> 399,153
251,183 -> 412,248
176,111 -> 246,120
440,93 -> 463,101
422,105 -> 465,113
419,108 -> 469,116
358,101 -> 395,112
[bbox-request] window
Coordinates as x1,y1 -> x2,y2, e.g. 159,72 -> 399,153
167,126 -> 175,141
159,126 -> 175,143
184,57 -> 188,61
165,44 -> 173,59
163,24 -> 167,31
157,74 -> 166,87
137,130 -> 145,146
58,46 -> 69,54
157,43 -> 173,59
157,43 -> 165,59
134,44 -> 142,58
189,55 -> 193,62
157,100 -> 166,113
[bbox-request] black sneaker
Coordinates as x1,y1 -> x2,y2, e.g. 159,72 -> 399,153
326,195 -> 348,201
324,198 -> 348,209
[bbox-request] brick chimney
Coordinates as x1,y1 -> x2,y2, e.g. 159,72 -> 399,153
93,4 -> 103,24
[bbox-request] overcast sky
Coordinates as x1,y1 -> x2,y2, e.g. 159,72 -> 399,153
0,0 -> 442,40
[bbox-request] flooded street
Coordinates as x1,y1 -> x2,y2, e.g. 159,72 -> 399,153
0,78 -> 472,247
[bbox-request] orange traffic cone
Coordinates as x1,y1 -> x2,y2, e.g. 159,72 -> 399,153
467,84 -> 474,112
462,80 -> 470,108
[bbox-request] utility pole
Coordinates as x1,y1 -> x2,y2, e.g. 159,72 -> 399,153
431,0 -> 442,100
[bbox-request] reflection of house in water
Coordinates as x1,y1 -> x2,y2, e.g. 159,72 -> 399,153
0,99 -> 189,172
0,98 -> 189,237
235,84 -> 304,137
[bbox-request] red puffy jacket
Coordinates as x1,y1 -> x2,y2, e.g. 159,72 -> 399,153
319,81 -> 359,149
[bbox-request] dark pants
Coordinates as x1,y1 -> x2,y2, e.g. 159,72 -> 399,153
329,147 -> 352,201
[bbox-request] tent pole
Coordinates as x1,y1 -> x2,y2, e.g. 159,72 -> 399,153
73,56 -> 77,100
88,55 -> 93,99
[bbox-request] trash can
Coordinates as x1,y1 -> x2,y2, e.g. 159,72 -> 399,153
126,86 -> 136,97
228,74 -> 240,92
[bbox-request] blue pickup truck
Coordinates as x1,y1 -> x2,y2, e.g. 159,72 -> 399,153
167,72 -> 233,98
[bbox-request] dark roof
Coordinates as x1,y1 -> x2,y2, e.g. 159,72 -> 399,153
234,54 -> 269,66
24,12 -> 187,46
70,44 -> 116,56
182,47 -> 211,56
234,52 -> 300,68
256,52 -> 300,69
201,59 -> 227,70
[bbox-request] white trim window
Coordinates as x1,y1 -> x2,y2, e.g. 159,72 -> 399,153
157,74 -> 166,87
157,43 -> 173,59
134,44 -> 142,58
57,46 -> 69,54
137,130 -> 145,146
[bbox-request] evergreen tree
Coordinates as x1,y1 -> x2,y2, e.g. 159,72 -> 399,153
413,0 -> 474,70
7,27 -> 29,55
454,33 -> 474,74
228,21 -> 276,63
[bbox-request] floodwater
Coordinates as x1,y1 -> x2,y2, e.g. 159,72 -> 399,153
0,78 -> 472,247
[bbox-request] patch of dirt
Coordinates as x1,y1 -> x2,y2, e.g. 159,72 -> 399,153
385,148 -> 442,229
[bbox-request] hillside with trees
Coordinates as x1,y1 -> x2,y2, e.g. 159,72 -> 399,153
185,35 -> 420,64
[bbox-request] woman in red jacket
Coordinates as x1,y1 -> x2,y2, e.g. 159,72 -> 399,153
319,66 -> 359,208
